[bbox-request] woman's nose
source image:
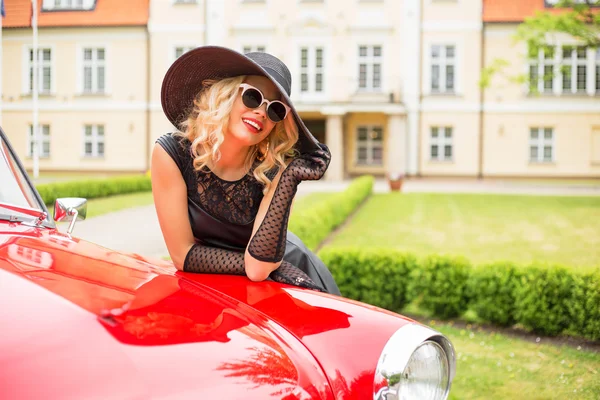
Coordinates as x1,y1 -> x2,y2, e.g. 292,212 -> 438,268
252,103 -> 268,119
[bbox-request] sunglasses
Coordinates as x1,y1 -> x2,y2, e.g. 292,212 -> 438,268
239,83 -> 291,123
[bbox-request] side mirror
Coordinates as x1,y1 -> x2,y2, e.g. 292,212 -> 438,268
54,197 -> 87,234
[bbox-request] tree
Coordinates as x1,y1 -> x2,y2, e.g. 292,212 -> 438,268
480,0 -> 600,92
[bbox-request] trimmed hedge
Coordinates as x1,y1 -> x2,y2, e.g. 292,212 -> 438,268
36,175 -> 151,205
408,255 -> 471,319
319,247 -> 416,311
289,175 -> 374,251
514,264 -> 574,336
320,247 -> 600,341
468,262 -> 520,327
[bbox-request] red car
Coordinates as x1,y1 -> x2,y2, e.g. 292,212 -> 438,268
0,128 -> 455,400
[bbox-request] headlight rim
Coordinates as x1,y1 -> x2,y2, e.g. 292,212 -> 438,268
373,323 -> 456,400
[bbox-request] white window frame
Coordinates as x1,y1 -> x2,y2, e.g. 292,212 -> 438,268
430,45 -> 456,94
81,47 -> 106,94
82,125 -> 105,158
355,125 -> 384,166
174,46 -> 195,60
560,46 -> 588,94
528,46 -> 555,94
24,46 -> 55,95
28,125 -> 51,158
358,45 -> 383,92
242,45 -> 266,54
529,127 -> 554,163
429,127 -> 453,161
42,0 -> 94,11
299,46 -> 325,93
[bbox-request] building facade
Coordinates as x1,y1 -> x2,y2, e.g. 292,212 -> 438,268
1,0 -> 598,179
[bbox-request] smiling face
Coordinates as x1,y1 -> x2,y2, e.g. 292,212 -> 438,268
226,75 -> 281,148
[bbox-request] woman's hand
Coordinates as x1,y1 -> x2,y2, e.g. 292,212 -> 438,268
287,143 -> 331,182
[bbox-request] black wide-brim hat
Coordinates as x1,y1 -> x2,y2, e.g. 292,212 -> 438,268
161,46 -> 320,154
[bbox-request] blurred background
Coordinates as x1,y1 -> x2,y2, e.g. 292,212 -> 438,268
1,0 -> 599,185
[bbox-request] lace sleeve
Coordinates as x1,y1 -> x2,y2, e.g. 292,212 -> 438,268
247,145 -> 331,262
183,244 -> 324,292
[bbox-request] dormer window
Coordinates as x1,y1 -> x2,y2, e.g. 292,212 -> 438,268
42,0 -> 96,11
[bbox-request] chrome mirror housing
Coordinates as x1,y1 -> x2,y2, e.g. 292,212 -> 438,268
53,197 -> 87,234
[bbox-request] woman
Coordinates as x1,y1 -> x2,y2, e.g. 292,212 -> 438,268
151,46 -> 340,295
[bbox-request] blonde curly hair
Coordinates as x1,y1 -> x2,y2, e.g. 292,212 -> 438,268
176,75 -> 299,194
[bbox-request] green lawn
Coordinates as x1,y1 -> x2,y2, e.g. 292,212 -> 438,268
430,322 -> 600,400
326,193 -> 600,270
292,192 -> 337,214
49,191 -> 154,219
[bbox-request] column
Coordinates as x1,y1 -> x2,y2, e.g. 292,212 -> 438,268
386,113 -> 407,177
325,112 -> 344,181
402,0 -> 422,176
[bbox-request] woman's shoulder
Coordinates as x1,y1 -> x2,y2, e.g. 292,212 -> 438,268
155,132 -> 193,171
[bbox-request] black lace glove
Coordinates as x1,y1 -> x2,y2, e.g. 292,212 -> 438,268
183,243 -> 325,292
247,144 -> 331,263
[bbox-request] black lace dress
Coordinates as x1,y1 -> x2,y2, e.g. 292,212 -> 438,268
156,133 -> 340,295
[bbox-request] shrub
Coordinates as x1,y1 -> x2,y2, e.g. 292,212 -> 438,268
317,246 -> 598,340
468,262 -> 520,327
289,175 -> 373,251
514,264 -> 574,336
565,270 -> 600,341
319,247 -> 416,311
36,175 -> 151,205
407,255 -> 471,319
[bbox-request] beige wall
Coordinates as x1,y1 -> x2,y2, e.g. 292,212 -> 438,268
2,27 -> 149,171
481,23 -> 600,178
4,110 -> 147,172
420,112 -> 480,176
423,0 -> 482,22
483,113 -> 600,177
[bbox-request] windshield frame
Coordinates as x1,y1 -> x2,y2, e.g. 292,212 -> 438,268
0,127 -> 55,229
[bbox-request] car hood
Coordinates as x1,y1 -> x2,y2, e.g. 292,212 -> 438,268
0,224 -> 411,399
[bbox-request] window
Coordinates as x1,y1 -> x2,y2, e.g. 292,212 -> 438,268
430,45 -> 455,93
561,46 -> 587,93
83,125 -> 105,158
28,125 -> 51,158
430,127 -> 453,161
529,46 -> 555,94
28,48 -> 52,94
242,46 -> 266,54
43,0 -> 94,10
82,48 -> 105,94
529,128 -> 554,163
174,0 -> 197,3
545,0 -> 599,6
358,45 -> 382,91
356,126 -> 383,165
175,46 -> 195,59
300,47 -> 325,93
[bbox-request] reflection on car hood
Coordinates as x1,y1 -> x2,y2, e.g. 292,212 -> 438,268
0,224 -> 412,399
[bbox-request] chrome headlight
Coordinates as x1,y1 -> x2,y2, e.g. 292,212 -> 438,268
373,324 -> 456,400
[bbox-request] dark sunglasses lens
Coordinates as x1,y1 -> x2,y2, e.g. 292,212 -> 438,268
267,102 -> 287,122
242,88 -> 262,109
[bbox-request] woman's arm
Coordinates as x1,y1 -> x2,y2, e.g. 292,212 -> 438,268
152,143 -> 323,292
151,143 -> 195,270
244,167 -> 286,281
244,144 -> 331,281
